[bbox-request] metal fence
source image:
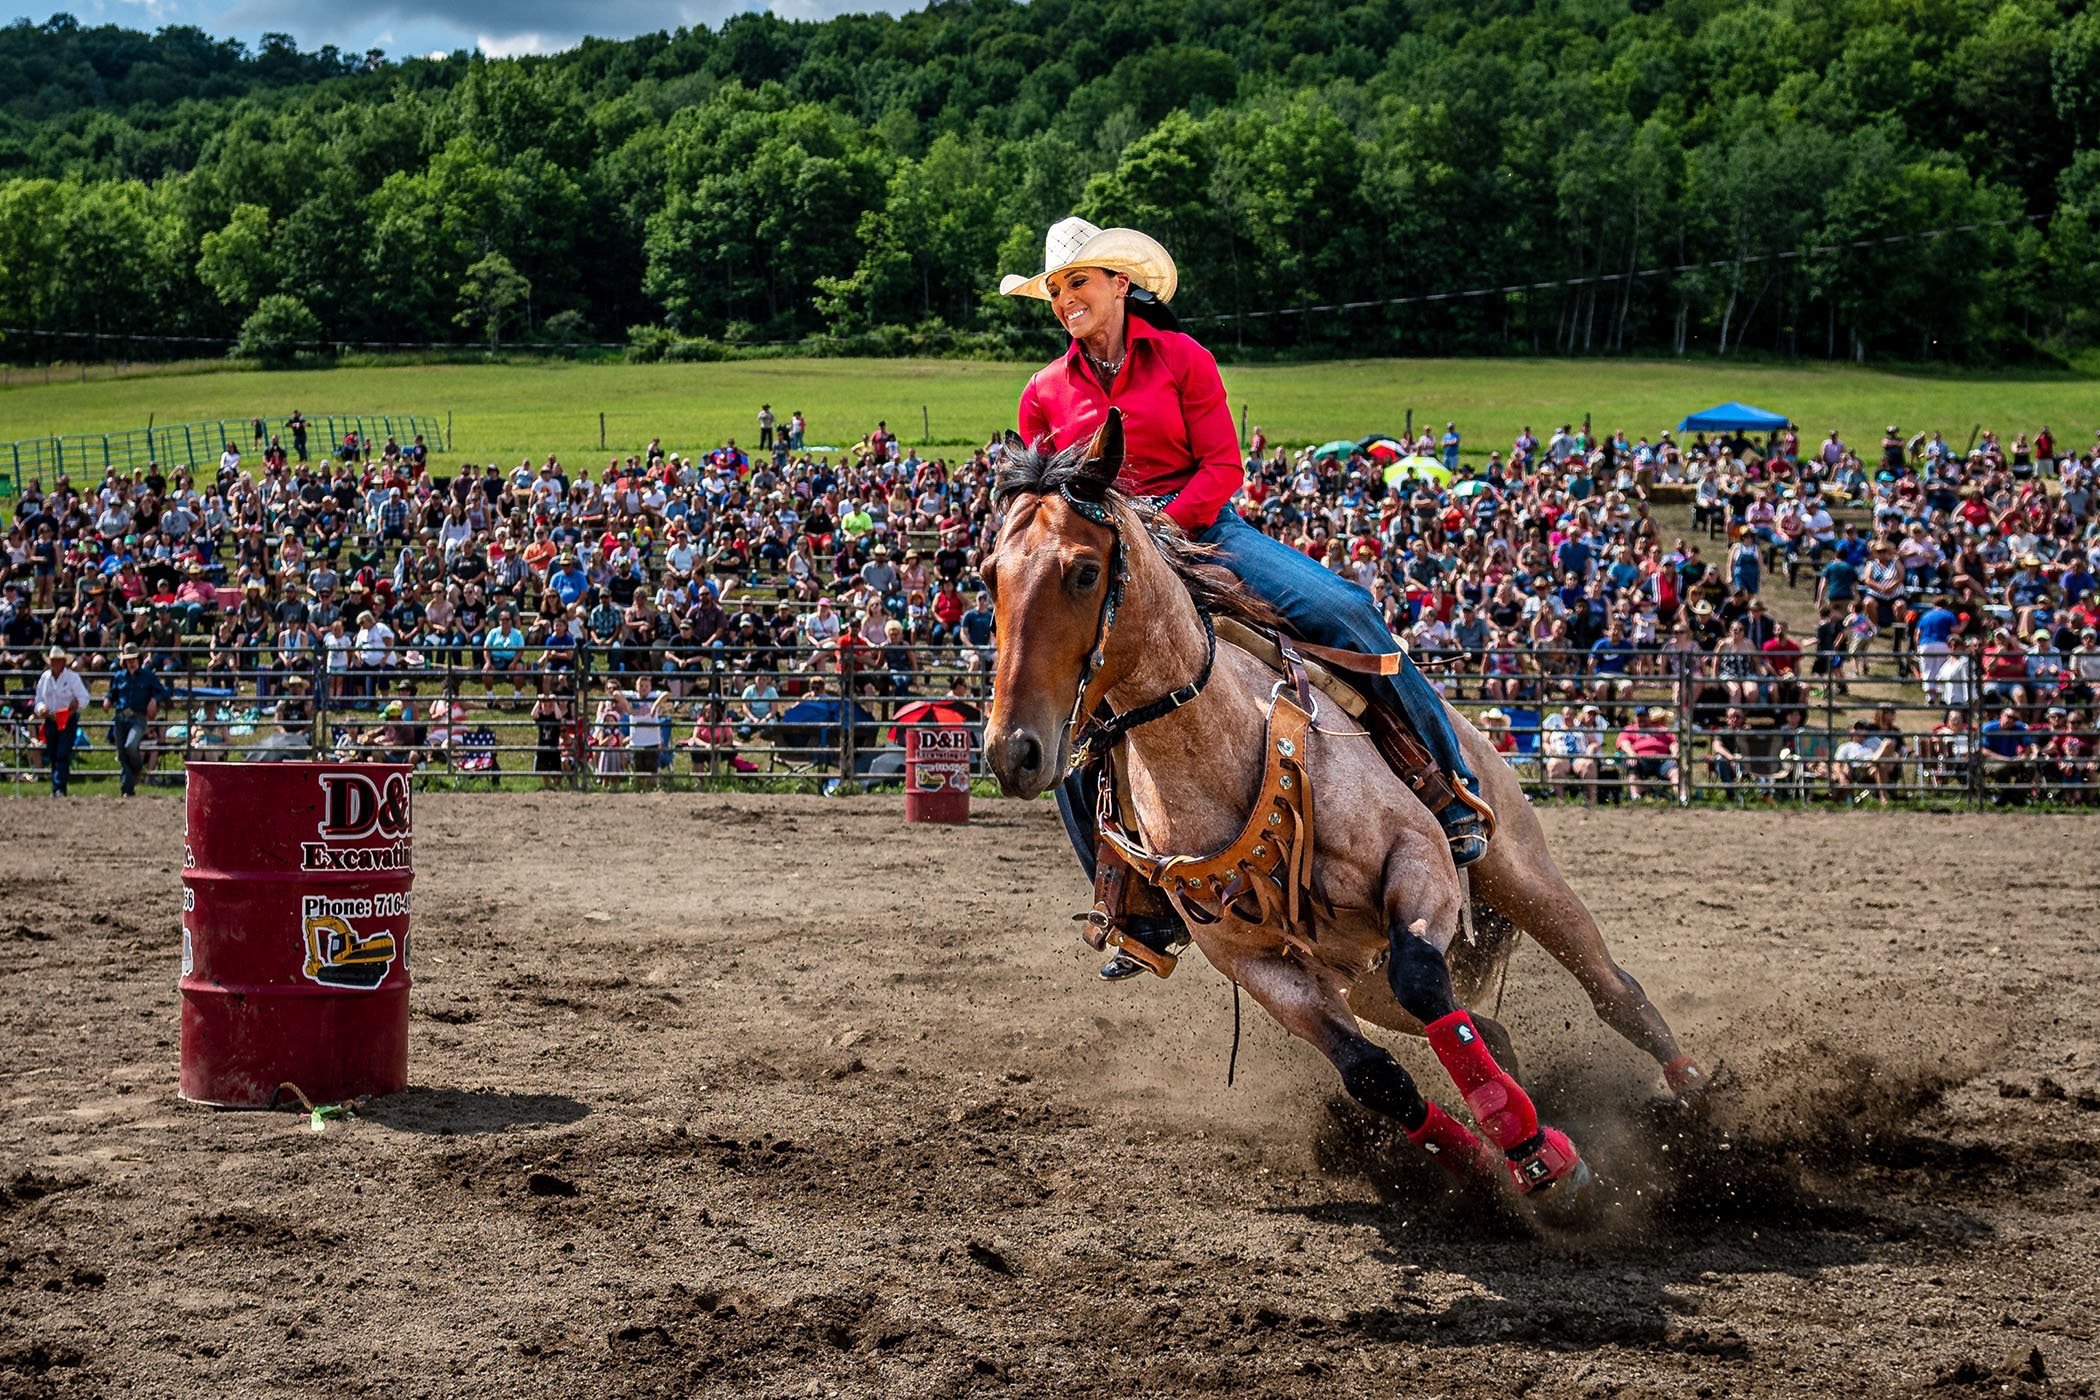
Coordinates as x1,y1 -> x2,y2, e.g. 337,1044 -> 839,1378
2,413 -> 450,492
2,642 -> 2090,806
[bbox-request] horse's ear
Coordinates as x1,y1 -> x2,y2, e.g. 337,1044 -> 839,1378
1071,408 -> 1124,499
1002,430 -> 1026,458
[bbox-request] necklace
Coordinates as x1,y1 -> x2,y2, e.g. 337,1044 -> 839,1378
1084,347 -> 1125,384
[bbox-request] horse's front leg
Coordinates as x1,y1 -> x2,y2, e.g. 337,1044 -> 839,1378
1220,950 -> 1501,1191
1381,900 -> 1594,1204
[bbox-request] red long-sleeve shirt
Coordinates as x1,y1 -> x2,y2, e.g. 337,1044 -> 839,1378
1016,313 -> 1241,533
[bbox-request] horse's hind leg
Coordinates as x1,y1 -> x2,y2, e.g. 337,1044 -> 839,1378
1471,808 -> 1709,1100
1226,953 -> 1501,1190
1387,927 -> 1592,1201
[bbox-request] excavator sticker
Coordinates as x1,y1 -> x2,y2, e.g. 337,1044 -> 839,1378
299,894 -> 405,990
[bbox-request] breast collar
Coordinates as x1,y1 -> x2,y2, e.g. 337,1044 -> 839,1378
1059,486 -> 1215,770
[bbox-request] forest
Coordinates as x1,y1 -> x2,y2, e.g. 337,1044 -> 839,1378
0,0 -> 2096,365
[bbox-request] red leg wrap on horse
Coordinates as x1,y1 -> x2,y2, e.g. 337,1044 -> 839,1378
1424,1010 -> 1540,1151
1407,1101 -> 1499,1184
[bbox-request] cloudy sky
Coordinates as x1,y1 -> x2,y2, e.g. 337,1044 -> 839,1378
48,0 -> 907,59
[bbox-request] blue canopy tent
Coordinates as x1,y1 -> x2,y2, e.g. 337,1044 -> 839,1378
1676,401 -> 1790,434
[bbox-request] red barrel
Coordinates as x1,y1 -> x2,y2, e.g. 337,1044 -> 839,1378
180,761 -> 413,1107
903,724 -> 972,824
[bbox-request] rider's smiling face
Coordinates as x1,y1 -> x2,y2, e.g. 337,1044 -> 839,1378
1045,266 -> 1126,342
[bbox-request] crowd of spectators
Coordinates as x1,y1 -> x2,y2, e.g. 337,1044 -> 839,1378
3,406 -> 2097,801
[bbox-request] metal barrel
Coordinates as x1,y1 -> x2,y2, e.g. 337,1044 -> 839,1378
903,725 -> 972,824
179,761 -> 413,1107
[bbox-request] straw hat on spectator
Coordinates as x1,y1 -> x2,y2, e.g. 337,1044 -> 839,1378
1479,708 -> 1510,727
47,646 -> 70,662
118,643 -> 141,661
999,217 -> 1179,303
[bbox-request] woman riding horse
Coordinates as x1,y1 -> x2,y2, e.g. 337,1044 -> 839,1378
1002,218 -> 1488,977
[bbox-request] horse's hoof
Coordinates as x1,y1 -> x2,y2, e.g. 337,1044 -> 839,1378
1505,1126 -> 1586,1197
1664,1055 -> 1716,1106
1515,1139 -> 1598,1231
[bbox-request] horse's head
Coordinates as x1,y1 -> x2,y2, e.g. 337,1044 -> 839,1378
981,411 -> 1127,798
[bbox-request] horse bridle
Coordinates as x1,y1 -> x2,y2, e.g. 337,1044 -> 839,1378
1057,485 -> 1216,770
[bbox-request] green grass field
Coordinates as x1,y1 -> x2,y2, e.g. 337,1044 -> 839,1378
4,356 -> 2096,470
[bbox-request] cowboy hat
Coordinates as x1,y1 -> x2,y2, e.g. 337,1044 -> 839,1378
999,217 -> 1179,304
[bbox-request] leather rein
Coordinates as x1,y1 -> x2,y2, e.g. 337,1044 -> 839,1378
1058,486 -> 1216,770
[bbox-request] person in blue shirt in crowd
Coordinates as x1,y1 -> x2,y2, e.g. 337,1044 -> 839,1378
548,551 -> 590,608
958,590 -> 996,675
103,642 -> 170,797
1835,523 -> 1870,569
1440,422 -> 1461,473
482,607 -> 529,706
1914,596 -> 1962,703
1980,705 -> 2035,796
1818,550 -> 1860,609
1555,533 -> 1593,581
1589,618 -> 1638,704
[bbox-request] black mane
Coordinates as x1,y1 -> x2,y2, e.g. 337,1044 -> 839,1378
993,437 -> 1284,632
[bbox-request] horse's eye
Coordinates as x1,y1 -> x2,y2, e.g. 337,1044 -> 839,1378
1073,562 -> 1101,591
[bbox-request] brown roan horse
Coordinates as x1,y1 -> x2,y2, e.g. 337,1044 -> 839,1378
983,411 -> 1708,1208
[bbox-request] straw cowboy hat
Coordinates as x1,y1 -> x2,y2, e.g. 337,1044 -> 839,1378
999,217 -> 1179,303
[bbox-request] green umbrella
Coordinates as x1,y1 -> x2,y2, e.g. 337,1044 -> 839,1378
1450,479 -> 1493,499
1312,439 -> 1360,461
1383,455 -> 1453,488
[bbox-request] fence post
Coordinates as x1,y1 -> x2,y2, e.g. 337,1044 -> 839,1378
1821,655 -> 1836,805
315,653 -> 330,759
1966,657 -> 1983,809
840,650 -> 857,788
1677,667 -> 1694,803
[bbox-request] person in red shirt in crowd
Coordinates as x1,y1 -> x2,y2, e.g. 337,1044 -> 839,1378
1007,217 -> 1489,884
930,579 -> 965,641
2038,705 -> 2093,799
1614,705 -> 1681,802
1478,708 -> 1519,758
1980,626 -> 2032,709
1760,618 -> 1803,678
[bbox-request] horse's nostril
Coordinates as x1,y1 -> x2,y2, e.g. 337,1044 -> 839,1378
1015,735 -> 1042,776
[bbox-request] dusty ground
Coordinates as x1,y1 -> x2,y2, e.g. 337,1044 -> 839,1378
3,794 -> 2098,1398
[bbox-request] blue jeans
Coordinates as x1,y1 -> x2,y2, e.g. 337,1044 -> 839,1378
42,716 -> 77,795
112,714 -> 149,794
1196,509 -> 1475,799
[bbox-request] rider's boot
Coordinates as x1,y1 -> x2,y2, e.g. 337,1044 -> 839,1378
1439,797 -> 1490,869
1424,1009 -> 1589,1196
1388,655 -> 1489,868
1098,914 -> 1191,980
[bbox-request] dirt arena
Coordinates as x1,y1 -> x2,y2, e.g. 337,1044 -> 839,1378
3,795 -> 2098,1398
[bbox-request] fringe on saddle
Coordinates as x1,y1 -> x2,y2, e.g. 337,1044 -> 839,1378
1083,622 -> 1497,977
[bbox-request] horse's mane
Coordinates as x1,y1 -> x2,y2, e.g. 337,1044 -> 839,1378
993,437 -> 1284,631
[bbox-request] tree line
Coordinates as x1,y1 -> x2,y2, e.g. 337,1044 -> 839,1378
0,0 -> 2096,367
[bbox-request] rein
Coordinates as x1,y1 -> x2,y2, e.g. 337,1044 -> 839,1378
1059,486 -> 1217,769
